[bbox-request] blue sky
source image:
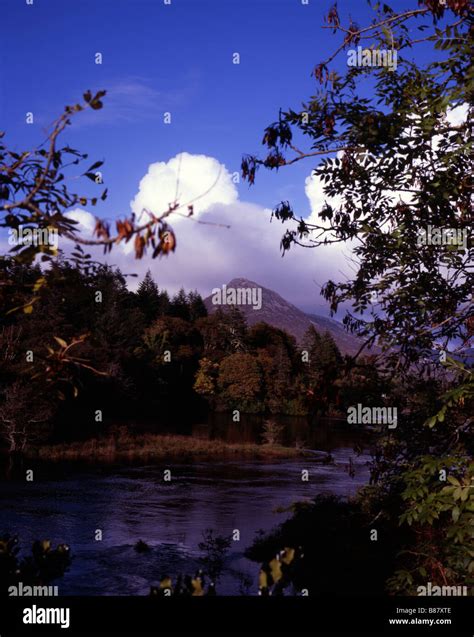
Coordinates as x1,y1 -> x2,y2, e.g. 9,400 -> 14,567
1,0 -> 431,312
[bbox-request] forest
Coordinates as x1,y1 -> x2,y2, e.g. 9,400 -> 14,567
0,262 -> 385,453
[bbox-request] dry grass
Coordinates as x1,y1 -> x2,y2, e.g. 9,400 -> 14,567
29,432 -> 303,462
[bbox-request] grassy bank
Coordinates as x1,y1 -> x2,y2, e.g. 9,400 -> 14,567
28,432 -> 306,462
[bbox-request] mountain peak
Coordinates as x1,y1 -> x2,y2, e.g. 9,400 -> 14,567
225,277 -> 262,289
204,278 -> 365,355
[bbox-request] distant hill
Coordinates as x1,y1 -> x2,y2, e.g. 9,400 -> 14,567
204,277 -> 366,355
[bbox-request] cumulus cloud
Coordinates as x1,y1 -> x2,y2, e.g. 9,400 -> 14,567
304,164 -> 343,227
306,102 -> 470,217
116,199 -> 348,311
446,102 -> 469,126
130,152 -> 238,220
48,102 -> 474,314
60,153 -> 349,314
65,208 -> 97,234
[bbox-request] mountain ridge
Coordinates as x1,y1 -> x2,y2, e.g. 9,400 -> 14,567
204,277 -> 365,355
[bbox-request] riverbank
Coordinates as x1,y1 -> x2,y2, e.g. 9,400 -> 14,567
27,432 -> 311,462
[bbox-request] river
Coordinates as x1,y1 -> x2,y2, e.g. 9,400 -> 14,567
0,421 -> 373,595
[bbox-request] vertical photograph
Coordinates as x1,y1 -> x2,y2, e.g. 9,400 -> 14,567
0,0 -> 472,633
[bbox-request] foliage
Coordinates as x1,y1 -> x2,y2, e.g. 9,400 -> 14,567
249,322 -> 304,414
425,357 -> 474,429
387,455 -> 474,594
136,270 -> 169,324
149,572 -> 216,597
0,91 -> 223,408
242,1 -> 473,366
247,495 -> 402,595
335,355 -> 386,410
0,536 -> 71,589
261,419 -> 284,446
0,262 -> 355,452
197,529 -> 232,581
193,357 -> 219,402
217,352 -> 263,412
243,0 -> 473,594
302,326 -> 344,413
0,91 -> 107,273
0,88 -> 200,278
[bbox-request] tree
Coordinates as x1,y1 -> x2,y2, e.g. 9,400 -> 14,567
197,307 -> 248,360
187,290 -> 208,322
248,322 -> 299,413
302,326 -> 342,414
0,381 -> 53,454
1,91 -> 222,414
217,353 -> 262,412
137,316 -> 203,421
319,332 -> 343,373
243,0 -> 473,593
169,288 -> 190,321
194,357 -> 219,406
243,1 -> 472,365
303,327 -> 342,378
261,419 -> 284,446
136,270 -> 161,324
336,355 -> 386,411
0,88 -> 213,277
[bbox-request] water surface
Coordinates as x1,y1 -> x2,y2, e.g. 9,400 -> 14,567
0,424 -> 372,595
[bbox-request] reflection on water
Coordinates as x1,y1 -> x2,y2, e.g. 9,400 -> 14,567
0,420 -> 374,595
195,412 -> 367,449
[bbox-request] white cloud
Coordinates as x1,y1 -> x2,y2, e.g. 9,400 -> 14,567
65,208 -> 96,235
130,152 -> 238,221
446,102 -> 469,126
60,153 -> 348,313
115,199 -> 347,310
58,102 -> 470,313
305,103 -> 469,217
304,167 -> 343,227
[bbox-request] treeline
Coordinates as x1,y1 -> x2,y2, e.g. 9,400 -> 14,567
0,262 -> 384,450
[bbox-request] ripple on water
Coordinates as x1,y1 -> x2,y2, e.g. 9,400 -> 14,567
0,447 -> 371,595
